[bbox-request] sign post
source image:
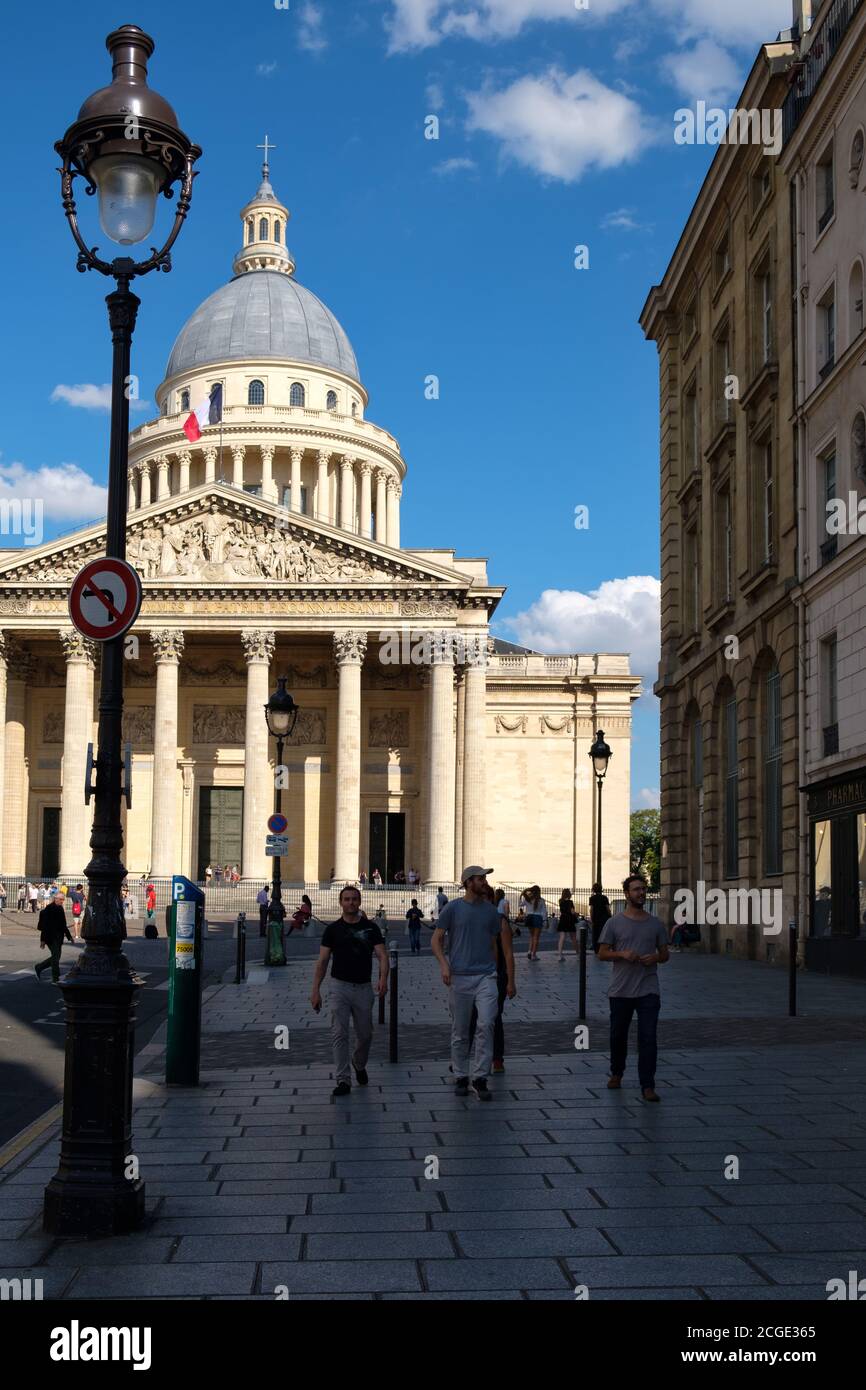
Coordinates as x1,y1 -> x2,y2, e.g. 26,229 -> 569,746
68,557 -> 142,643
166,875 -> 205,1086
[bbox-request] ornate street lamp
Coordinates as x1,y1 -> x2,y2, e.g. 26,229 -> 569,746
264,678 -> 299,962
43,26 -> 200,1237
589,729 -> 613,892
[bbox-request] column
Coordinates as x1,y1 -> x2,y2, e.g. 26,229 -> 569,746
137,460 -> 152,507
340,456 -> 355,533
375,469 -> 388,543
155,454 -> 170,501
204,446 -> 217,484
289,447 -> 303,512
2,644 -> 34,875
241,629 -> 275,879
231,444 -> 245,489
178,450 -> 190,493
261,445 -> 277,502
0,637 -> 7,861
58,631 -> 97,877
316,450 -> 331,525
454,665 -> 465,879
150,630 -> 185,877
333,630 -> 367,881
127,468 -> 137,512
425,634 -> 456,883
359,462 -> 373,539
386,480 -> 400,548
461,635 -> 488,868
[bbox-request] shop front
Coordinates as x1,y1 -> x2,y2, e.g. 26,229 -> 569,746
805,770 -> 866,977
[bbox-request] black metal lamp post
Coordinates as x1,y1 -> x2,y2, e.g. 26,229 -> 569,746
589,729 -> 613,892
264,678 -> 299,954
44,25 -> 200,1236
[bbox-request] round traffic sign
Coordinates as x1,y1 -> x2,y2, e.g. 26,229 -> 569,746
268,813 -> 289,835
69,558 -> 143,642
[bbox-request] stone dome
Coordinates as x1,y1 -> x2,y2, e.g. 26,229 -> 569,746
165,270 -> 360,383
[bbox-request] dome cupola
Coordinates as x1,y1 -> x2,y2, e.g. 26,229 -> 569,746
233,135 -> 295,276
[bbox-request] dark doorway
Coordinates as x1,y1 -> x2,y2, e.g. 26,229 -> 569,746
368,812 -> 405,884
41,807 -> 60,878
197,787 -> 243,880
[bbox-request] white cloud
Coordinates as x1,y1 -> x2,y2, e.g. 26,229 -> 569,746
601,207 -> 649,231
0,460 -> 106,522
651,0 -> 792,49
386,0 -> 629,51
634,787 -> 661,810
466,68 -> 654,183
662,38 -> 743,105
426,81 -> 445,109
501,575 -> 661,690
298,2 -> 328,53
433,156 -> 478,175
257,61 -> 278,77
51,383 -> 149,413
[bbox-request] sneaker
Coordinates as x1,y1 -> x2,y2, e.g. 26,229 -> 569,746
557,955 -> 564,963
606,1075 -> 622,1089
470,1078 -> 492,1102
492,1059 -> 505,1073
642,1088 -> 661,1103
454,1076 -> 469,1096
353,1064 -> 369,1086
332,1082 -> 351,1097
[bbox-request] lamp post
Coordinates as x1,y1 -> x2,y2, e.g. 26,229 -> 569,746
44,26 -> 200,1236
589,729 -> 613,892
264,677 -> 299,965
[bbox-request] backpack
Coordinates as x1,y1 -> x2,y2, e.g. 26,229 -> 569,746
72,899 -> 82,918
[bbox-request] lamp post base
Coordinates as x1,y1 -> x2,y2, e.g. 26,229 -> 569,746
42,962 -> 145,1237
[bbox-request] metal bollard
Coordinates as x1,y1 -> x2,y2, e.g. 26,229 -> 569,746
788,918 -> 797,1017
389,942 -> 399,1063
578,920 -> 587,1021
236,912 -> 246,984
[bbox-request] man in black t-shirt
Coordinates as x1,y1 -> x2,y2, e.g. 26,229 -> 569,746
311,885 -> 388,1097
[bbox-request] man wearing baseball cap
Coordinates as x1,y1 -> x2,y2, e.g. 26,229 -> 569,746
431,866 -> 511,1101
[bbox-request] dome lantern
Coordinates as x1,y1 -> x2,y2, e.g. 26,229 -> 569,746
233,136 -> 295,277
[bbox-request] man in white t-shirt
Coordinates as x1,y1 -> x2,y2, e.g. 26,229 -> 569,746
433,887 -> 449,923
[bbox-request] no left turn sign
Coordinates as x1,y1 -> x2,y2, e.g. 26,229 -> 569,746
69,558 -> 143,642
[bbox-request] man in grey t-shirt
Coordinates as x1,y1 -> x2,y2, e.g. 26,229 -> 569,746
598,875 -> 669,1101
432,867 -> 510,1101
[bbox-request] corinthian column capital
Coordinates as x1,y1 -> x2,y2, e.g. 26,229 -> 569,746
242,629 -> 276,664
333,630 -> 367,666
60,629 -> 97,666
150,630 -> 185,664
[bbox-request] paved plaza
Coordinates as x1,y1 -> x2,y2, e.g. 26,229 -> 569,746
2,943 -> 866,1300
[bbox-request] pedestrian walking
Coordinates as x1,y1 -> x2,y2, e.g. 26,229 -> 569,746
0,879 -> 6,912
34,893 -> 74,983
310,885 -> 388,1097
521,885 -> 547,960
374,903 -> 388,936
204,863 -> 213,887
470,886 -> 516,1074
145,882 -> 156,923
405,898 -> 424,953
256,884 -> 269,937
597,874 -> 669,1103
16,882 -> 26,911
432,866 -> 511,1102
589,882 -> 612,953
372,868 -> 382,888
68,883 -> 85,941
433,886 -> 449,923
557,888 -> 578,960
27,882 -> 38,912
214,863 -> 223,885
359,870 -> 368,886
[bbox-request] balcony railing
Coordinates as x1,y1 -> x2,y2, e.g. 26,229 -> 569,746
783,0 -> 864,144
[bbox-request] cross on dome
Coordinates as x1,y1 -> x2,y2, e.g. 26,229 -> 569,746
257,133 -> 276,179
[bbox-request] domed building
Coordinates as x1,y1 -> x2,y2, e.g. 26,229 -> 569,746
0,160 -> 640,890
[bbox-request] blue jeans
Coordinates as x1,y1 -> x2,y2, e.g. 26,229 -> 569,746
408,925 -> 421,953
609,993 -> 660,1089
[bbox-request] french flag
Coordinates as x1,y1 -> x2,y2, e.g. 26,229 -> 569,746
183,384 -> 223,443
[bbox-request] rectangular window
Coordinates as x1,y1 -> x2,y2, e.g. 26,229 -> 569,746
764,669 -> 783,875
821,451 -> 838,564
715,488 -> 733,604
683,296 -> 696,341
282,484 -> 309,515
818,289 -> 836,379
714,232 -> 731,286
715,333 -> 731,424
812,820 -> 832,935
683,384 -> 699,471
684,528 -> 699,632
817,145 -> 835,233
761,270 -> 773,364
822,633 -> 838,755
724,696 -> 739,879
762,443 -> 774,565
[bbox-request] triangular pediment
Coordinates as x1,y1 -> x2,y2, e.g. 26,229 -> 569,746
0,483 -> 472,592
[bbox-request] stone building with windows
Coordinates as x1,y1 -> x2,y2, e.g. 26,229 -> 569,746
779,0 -> 866,974
0,163 -> 639,887
640,29 -> 801,962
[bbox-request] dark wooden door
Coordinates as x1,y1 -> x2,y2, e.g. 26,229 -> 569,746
197,787 -> 243,879
42,807 -> 61,877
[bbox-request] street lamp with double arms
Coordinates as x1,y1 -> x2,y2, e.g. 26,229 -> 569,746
589,729 -> 613,892
264,677 -> 299,961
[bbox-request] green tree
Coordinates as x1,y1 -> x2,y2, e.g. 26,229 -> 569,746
630,809 -> 661,890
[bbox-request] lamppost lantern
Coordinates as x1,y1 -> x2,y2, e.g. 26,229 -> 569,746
55,24 -> 201,268
264,676 -> 299,739
589,729 -> 612,781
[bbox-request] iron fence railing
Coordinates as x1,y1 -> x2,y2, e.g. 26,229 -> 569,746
783,0 -> 864,144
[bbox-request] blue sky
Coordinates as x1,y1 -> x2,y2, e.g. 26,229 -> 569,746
0,0 -> 796,806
